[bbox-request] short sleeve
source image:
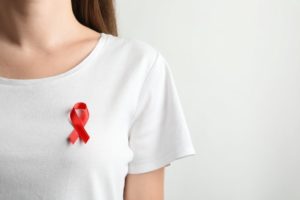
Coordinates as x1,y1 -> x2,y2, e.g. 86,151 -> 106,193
127,51 -> 196,174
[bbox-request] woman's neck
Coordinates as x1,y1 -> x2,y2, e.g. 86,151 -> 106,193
0,0 -> 83,48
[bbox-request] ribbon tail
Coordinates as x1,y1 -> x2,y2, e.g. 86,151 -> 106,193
68,131 -> 78,144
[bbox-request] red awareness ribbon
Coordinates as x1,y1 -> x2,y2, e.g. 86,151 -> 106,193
68,102 -> 90,144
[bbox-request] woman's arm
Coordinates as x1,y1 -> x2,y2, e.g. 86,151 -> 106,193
124,167 -> 165,200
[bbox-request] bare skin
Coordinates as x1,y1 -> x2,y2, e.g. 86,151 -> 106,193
0,0 -> 165,199
124,168 -> 165,200
0,0 -> 101,80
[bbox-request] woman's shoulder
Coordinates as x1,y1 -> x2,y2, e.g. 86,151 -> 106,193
103,32 -> 160,65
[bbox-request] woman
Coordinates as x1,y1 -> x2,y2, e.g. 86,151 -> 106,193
0,0 -> 196,199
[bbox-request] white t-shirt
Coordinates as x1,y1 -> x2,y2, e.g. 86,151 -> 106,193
0,32 -> 196,200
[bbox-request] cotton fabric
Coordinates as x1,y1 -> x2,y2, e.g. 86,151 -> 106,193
0,32 -> 196,200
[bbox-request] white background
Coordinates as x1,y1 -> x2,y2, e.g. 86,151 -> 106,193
116,0 -> 300,199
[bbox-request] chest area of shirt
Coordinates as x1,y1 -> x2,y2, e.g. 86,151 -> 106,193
0,90 -> 134,197
0,84 -> 135,170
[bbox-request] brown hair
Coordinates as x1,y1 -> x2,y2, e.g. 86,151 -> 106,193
71,0 -> 118,36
